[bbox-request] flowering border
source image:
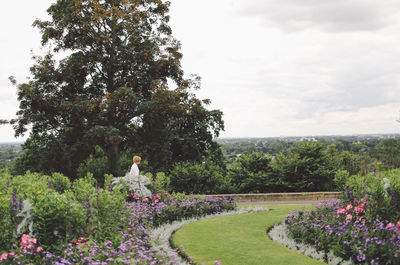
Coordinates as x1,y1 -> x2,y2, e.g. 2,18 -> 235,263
268,222 -> 352,265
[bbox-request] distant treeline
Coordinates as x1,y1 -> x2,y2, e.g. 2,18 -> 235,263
2,135 -> 400,194
217,135 -> 400,157
0,143 -> 22,169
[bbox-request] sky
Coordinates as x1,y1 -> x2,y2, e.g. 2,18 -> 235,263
1,0 -> 400,142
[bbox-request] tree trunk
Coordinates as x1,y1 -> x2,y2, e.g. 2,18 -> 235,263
106,143 -> 120,179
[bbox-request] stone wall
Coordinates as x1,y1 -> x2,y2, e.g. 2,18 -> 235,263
203,192 -> 342,203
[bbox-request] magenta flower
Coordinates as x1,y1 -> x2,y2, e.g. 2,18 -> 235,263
337,208 -> 346,215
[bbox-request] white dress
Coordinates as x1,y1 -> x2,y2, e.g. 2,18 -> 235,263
130,163 -> 140,176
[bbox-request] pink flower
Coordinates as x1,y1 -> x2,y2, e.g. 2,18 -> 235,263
29,237 -> 37,244
346,214 -> 352,221
386,222 -> 395,229
346,204 -> 353,211
397,221 -> 400,227
21,234 -> 30,246
36,247 -> 43,252
337,208 -> 346,215
142,198 -> 149,202
9,252 -> 15,256
0,253 -> 8,261
354,206 -> 364,215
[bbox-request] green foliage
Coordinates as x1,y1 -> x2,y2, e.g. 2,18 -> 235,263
72,173 -> 98,203
77,146 -> 109,185
49,172 -> 71,193
0,171 -> 130,254
7,172 -> 50,202
32,190 -> 86,248
337,151 -> 360,175
148,171 -> 171,194
344,169 -> 400,221
170,191 -> 187,201
229,152 -> 275,193
274,141 -> 336,192
373,138 -> 400,168
169,160 -> 232,194
87,188 -> 127,244
0,190 -> 14,252
333,169 -> 350,191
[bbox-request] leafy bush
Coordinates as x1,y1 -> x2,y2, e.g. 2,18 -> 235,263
273,141 -> 336,192
333,169 -> 350,191
32,191 -> 86,248
147,171 -> 171,194
228,152 -> 274,193
49,172 -> 71,193
169,161 -> 232,194
344,168 -> 400,221
0,190 -> 14,252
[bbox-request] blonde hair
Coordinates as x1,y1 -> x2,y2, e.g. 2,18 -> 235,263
133,156 -> 141,163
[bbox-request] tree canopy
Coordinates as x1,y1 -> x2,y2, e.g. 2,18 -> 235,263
10,0 -> 223,178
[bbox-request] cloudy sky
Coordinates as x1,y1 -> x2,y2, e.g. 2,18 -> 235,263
1,0 -> 400,142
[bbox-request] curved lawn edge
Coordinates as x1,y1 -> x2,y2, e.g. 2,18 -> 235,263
171,204 -> 325,265
268,223 -> 352,265
149,206 -> 269,265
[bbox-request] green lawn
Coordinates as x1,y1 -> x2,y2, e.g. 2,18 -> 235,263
171,204 -> 324,265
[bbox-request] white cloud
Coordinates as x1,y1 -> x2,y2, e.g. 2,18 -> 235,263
234,0 -> 400,32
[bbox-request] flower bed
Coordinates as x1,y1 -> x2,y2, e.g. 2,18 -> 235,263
0,171 -> 235,264
285,170 -> 400,265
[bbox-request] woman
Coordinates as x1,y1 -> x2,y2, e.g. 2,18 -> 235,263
130,155 -> 141,176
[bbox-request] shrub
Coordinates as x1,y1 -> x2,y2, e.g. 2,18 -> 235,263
49,172 -> 71,193
333,169 -> 350,191
32,190 -> 86,249
0,191 -> 14,252
344,169 -> 400,222
169,161 -> 232,194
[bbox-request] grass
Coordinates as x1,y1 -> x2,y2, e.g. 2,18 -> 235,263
171,204 -> 325,265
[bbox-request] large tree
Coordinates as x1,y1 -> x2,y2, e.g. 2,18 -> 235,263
10,0 -> 223,177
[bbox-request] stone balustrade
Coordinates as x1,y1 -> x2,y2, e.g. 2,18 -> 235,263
201,192 -> 342,203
